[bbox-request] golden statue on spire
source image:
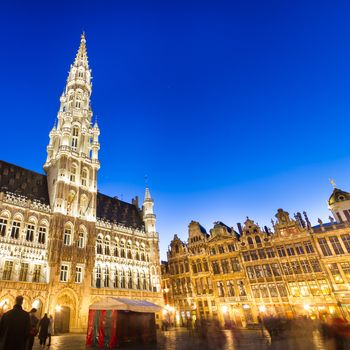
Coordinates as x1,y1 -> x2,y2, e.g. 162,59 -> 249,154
329,178 -> 337,188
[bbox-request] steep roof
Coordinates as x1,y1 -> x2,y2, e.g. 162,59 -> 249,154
0,160 -> 49,204
96,193 -> 144,229
328,188 -> 350,206
0,160 -> 144,229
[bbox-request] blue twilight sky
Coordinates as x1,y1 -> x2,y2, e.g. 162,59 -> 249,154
1,0 -> 350,259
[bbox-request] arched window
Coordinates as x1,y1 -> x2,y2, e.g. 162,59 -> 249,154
77,230 -> 85,248
141,252 -> 145,262
120,241 -> 125,258
70,164 -> 77,182
96,236 -> 103,254
81,169 -> 88,187
71,127 -> 79,150
128,269 -> 133,289
247,237 -> 254,246
95,266 -> 101,288
127,241 -> 132,259
120,270 -> 126,288
104,237 -> 110,255
38,226 -> 46,244
63,227 -> 72,246
104,266 -> 110,288
113,241 -> 119,257
113,268 -> 119,288
142,272 -> 147,290
136,271 -> 141,289
26,223 -> 35,242
255,235 -> 261,245
0,217 -> 8,237
10,221 -> 20,239
135,252 -> 140,260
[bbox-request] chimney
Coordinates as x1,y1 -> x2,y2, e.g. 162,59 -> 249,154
132,196 -> 139,208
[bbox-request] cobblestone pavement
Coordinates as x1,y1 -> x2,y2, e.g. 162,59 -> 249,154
32,328 -> 338,350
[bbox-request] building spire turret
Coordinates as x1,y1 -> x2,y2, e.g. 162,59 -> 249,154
143,185 -> 156,236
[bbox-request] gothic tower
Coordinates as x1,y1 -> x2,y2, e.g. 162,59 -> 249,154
43,34 -> 99,330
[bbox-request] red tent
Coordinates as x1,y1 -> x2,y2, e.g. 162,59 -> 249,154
86,298 -> 162,348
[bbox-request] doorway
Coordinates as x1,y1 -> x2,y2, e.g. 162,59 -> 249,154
54,306 -> 70,334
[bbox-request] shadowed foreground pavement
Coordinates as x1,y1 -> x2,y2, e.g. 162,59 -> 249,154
32,328 -> 340,350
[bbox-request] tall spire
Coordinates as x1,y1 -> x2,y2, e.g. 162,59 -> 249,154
74,32 -> 89,69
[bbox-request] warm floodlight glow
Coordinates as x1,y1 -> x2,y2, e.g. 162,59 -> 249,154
259,305 -> 266,312
242,304 -> 250,310
303,304 -> 310,311
55,304 -> 62,312
221,305 -> 228,314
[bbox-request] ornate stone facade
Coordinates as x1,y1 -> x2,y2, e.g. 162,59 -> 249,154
0,34 -> 162,332
164,188 -> 350,327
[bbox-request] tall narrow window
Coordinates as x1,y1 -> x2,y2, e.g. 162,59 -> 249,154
113,269 -> 119,288
33,265 -> 41,282
70,165 -> 77,182
81,169 -> 88,187
96,266 -> 101,288
104,238 -> 110,255
19,263 -> 29,282
0,218 -> 7,236
71,127 -> 79,150
128,270 -> 133,289
26,224 -> 35,242
77,231 -> 84,248
120,271 -> 126,288
318,238 -> 332,256
341,234 -> 350,253
38,226 -> 46,244
2,261 -> 13,280
63,228 -> 72,246
96,237 -> 103,254
75,266 -> 82,283
60,265 -> 68,282
10,221 -> 20,239
104,267 -> 110,288
329,236 -> 344,255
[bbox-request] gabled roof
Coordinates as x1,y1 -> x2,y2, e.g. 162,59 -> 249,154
328,188 -> 350,206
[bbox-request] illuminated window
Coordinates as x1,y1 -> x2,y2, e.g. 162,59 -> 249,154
216,281 -> 225,297
75,266 -> 83,283
38,226 -> 46,244
299,282 -> 309,296
33,265 -> 41,283
328,263 -> 343,283
77,231 -> 84,248
276,283 -> 287,297
128,270 -> 132,289
60,265 -> 68,282
63,228 -> 72,246
10,221 -> 20,239
341,234 -> 350,253
96,237 -> 103,254
300,260 -> 312,273
81,169 -> 88,186
70,165 -> 77,182
329,236 -> 344,255
318,238 -> 332,256
251,285 -> 260,298
226,280 -> 235,296
310,258 -> 322,272
0,218 -> 7,236
71,127 -> 79,150
2,261 -> 13,280
113,269 -> 119,288
96,266 -> 101,288
26,224 -> 35,242
104,238 -> 110,255
340,262 -> 350,280
268,284 -> 278,297
231,257 -> 241,272
104,267 -> 110,288
19,263 -> 29,282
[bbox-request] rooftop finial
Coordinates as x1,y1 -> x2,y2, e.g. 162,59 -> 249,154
330,178 -> 337,189
81,31 -> 86,43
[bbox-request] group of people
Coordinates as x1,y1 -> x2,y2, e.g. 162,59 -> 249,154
0,295 -> 54,350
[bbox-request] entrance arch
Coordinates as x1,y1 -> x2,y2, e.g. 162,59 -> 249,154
53,289 -> 78,333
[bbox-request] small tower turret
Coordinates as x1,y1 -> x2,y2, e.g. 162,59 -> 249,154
143,186 -> 156,235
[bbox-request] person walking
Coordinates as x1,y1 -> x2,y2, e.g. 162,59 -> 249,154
38,314 -> 50,349
0,295 -> 30,350
27,308 -> 39,350
47,315 -> 53,347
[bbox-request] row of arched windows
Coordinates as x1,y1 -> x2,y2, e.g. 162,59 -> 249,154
0,212 -> 48,245
95,236 -> 149,261
95,266 -> 152,291
62,224 -> 86,248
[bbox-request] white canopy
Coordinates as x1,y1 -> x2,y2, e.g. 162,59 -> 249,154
89,297 -> 163,313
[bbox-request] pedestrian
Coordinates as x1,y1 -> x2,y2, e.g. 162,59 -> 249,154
0,295 -> 30,350
47,315 -> 53,347
38,313 -> 50,348
27,308 -> 39,350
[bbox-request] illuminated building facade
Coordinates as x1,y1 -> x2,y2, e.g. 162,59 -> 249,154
0,34 -> 162,332
165,187 -> 350,327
